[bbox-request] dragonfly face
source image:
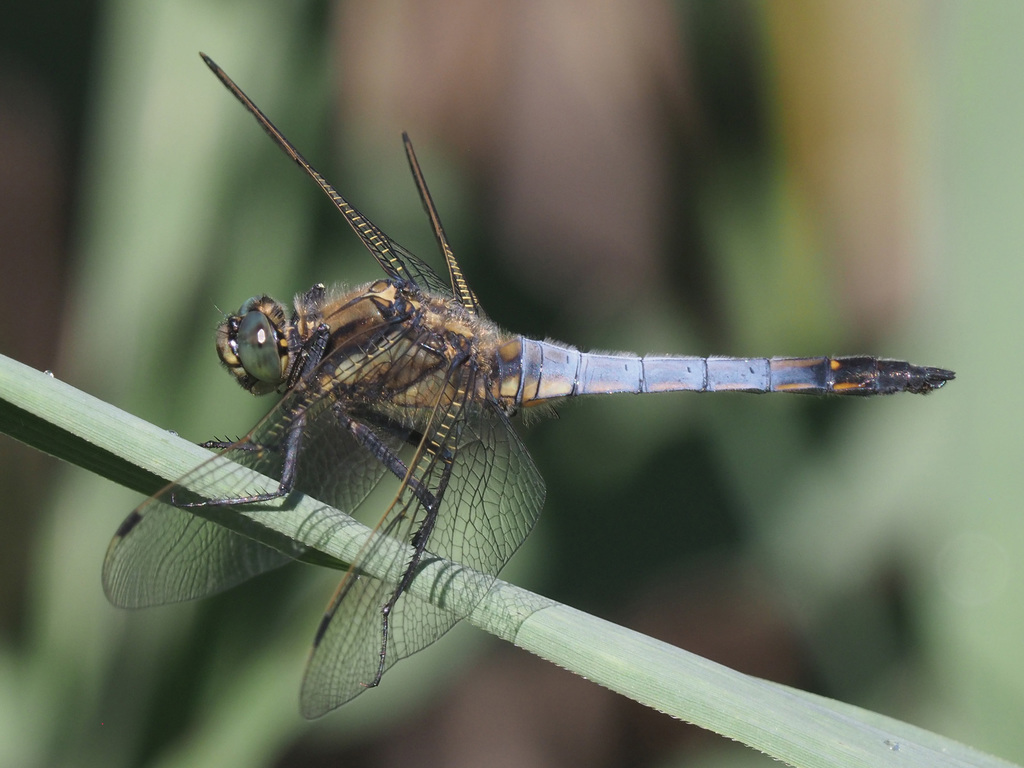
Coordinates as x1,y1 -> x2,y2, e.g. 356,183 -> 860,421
217,294 -> 292,393
102,53 -> 954,719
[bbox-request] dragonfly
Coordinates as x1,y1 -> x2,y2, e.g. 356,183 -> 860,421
102,53 -> 955,719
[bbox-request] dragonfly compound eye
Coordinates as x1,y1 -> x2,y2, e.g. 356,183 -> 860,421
236,310 -> 286,384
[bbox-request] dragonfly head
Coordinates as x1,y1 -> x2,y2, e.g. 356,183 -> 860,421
216,295 -> 292,395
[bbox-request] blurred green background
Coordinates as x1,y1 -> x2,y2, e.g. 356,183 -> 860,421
0,2 -> 1019,766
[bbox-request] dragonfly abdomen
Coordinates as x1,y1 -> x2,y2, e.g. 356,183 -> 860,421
494,339 -> 954,406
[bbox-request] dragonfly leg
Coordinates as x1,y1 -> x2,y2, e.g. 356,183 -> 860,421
334,406 -> 460,688
173,410 -> 308,508
371,452 -> 455,688
199,438 -> 258,451
287,322 -> 331,388
335,407 -> 441,514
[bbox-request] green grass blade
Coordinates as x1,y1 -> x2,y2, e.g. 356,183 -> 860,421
0,352 -> 1015,768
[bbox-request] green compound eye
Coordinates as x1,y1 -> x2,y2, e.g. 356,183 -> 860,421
236,310 -> 284,384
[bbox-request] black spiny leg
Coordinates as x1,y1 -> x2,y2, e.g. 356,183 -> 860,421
174,410 -> 308,508
332,406 -> 456,688
372,450 -> 455,688
334,407 -> 441,520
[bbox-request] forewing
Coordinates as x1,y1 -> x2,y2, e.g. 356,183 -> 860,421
402,133 -> 483,315
201,54 -> 452,299
299,371 -> 545,716
387,240 -> 456,299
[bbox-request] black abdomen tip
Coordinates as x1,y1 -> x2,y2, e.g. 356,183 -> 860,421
907,365 -> 956,394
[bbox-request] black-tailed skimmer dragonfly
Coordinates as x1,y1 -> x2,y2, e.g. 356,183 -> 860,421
102,53 -> 955,718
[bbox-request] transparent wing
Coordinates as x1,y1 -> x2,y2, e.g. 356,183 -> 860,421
402,133 -> 483,314
102,507 -> 296,608
386,239 -> 459,300
298,369 -> 545,717
201,53 -> 453,300
102,345 -> 414,608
